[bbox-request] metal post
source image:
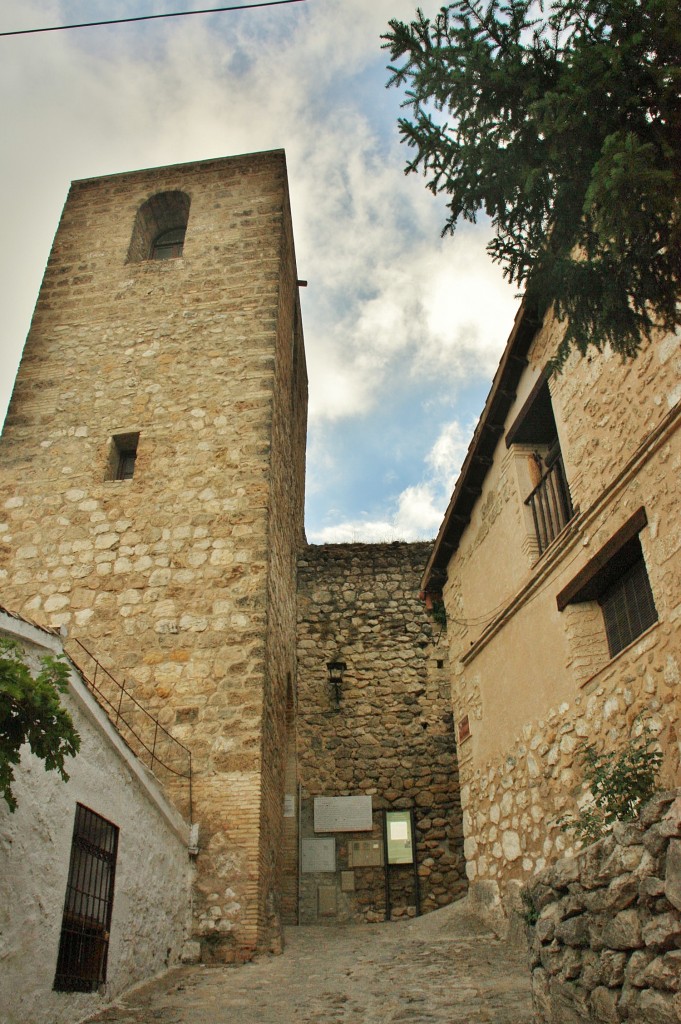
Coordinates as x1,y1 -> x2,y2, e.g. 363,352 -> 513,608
188,751 -> 193,823
382,809 -> 391,922
411,808 -> 421,917
151,720 -> 159,771
297,782 -> 302,926
116,678 -> 124,727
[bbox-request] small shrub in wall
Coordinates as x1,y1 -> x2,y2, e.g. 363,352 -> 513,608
559,727 -> 663,843
0,638 -> 80,812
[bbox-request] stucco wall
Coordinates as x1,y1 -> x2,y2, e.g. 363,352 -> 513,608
0,152 -> 307,959
441,319 -> 681,914
0,612 -> 190,1024
296,543 -> 466,923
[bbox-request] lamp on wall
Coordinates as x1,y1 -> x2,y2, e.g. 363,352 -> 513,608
326,659 -> 346,709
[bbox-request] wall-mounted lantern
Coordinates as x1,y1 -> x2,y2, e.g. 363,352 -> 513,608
326,660 -> 346,709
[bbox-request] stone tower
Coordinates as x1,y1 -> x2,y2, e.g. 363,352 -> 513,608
0,151 -> 308,960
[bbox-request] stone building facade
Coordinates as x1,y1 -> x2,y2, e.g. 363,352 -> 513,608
0,151 -> 308,961
0,153 -> 465,979
5,148 -> 676,984
295,543 -> 466,924
421,304 -> 681,924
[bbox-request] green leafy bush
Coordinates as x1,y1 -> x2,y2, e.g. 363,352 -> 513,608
559,728 -> 663,843
0,638 -> 80,812
384,0 -> 681,365
521,888 -> 539,927
428,599 -> 447,629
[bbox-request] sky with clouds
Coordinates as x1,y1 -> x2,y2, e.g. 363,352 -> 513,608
0,0 -> 519,543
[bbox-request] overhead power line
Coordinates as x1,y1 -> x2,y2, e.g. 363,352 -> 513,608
0,0 -> 308,38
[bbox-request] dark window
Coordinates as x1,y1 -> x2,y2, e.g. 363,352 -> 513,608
557,507 -> 658,658
506,369 -> 574,555
599,555 -> 658,657
151,226 -> 186,260
54,804 -> 119,993
126,190 -> 190,263
117,448 -> 137,479
109,432 -> 139,481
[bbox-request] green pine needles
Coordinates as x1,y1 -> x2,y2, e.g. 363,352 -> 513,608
384,0 -> 681,365
0,638 -> 80,812
559,728 -> 663,843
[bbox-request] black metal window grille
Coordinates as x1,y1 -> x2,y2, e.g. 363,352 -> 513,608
54,804 -> 119,993
525,450 -> 574,554
151,225 -> 185,260
599,555 -> 658,657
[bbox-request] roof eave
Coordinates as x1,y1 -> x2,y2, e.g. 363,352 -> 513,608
420,298 -> 541,594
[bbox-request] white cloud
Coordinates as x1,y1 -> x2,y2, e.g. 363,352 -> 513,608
306,416 -> 474,544
426,418 -> 472,493
1,0 -> 516,541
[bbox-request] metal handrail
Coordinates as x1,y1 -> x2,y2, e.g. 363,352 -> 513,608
67,637 -> 193,822
525,452 -> 574,555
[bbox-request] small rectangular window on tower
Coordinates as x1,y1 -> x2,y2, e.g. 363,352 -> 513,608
107,432 -> 139,481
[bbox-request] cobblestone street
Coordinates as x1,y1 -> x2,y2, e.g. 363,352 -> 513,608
89,903 -> 533,1024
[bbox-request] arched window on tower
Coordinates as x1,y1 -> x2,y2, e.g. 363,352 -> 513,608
151,226 -> 186,260
127,190 -> 190,263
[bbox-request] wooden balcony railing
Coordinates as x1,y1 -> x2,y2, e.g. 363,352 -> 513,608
525,452 -> 574,555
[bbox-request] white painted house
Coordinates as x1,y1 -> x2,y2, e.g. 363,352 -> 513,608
0,607 -> 192,1024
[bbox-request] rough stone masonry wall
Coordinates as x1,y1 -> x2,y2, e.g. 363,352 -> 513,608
441,322 -> 681,922
256,187 -> 308,949
456,635 -> 681,915
0,152 -> 304,961
526,790 -> 681,1024
296,543 -> 466,923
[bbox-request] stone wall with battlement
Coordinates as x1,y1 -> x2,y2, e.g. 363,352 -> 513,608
296,542 -> 466,923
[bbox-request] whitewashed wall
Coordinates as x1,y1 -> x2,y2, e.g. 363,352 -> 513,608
0,611 -> 191,1024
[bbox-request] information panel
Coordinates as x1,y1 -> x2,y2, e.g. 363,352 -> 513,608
385,810 -> 414,864
301,838 -> 336,873
283,794 -> 296,818
313,795 -> 373,833
348,839 -> 383,867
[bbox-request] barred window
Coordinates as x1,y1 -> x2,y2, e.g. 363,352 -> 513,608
556,507 -> 658,660
506,369 -> 574,556
54,804 -> 119,993
599,555 -> 658,657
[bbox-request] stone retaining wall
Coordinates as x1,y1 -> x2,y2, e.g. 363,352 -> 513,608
526,790 -> 681,1023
